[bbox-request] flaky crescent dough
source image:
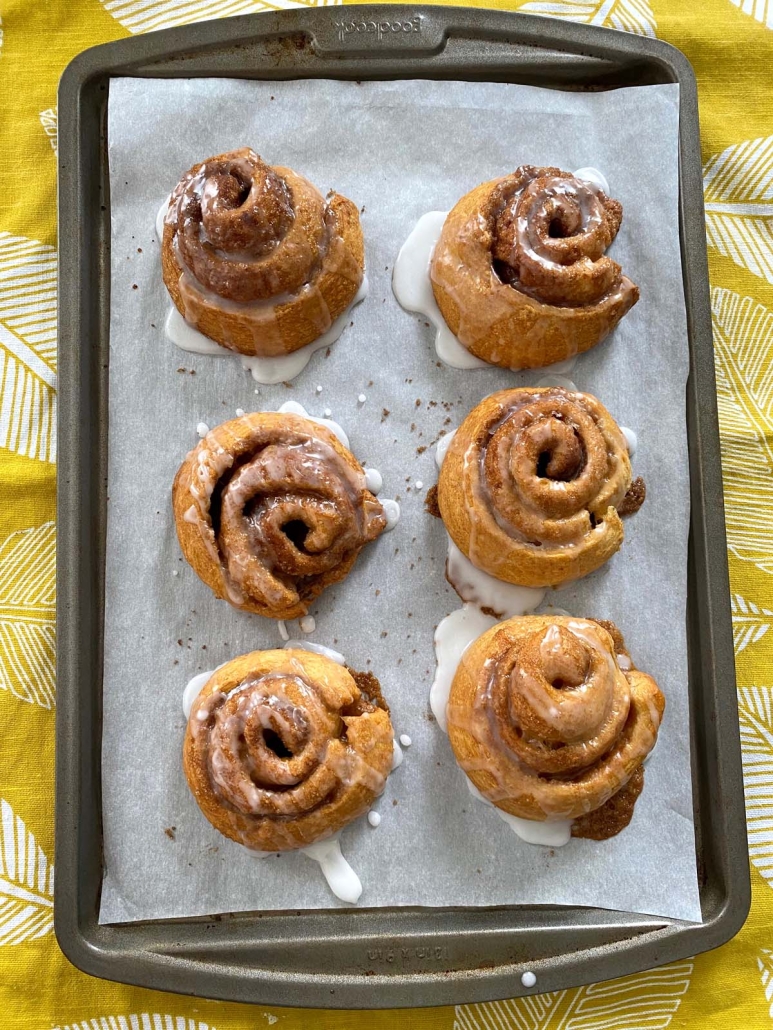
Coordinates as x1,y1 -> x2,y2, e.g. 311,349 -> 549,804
437,387 -> 631,587
431,166 -> 639,369
447,616 -> 664,834
173,411 -> 386,620
183,649 -> 394,852
162,148 -> 364,357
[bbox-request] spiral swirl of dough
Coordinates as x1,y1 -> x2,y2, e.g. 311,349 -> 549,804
447,616 -> 663,825
184,650 -> 394,851
437,387 -> 631,587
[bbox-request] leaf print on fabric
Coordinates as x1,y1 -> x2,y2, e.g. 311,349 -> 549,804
52,1019 -> 216,1030
0,799 -> 53,946
517,0 -> 656,36
0,522 -> 55,710
729,0 -> 773,30
738,688 -> 773,889
758,949 -> 773,1017
0,231 -> 57,463
454,960 -> 693,1030
712,287 -> 773,575
99,0 -> 335,35
703,136 -> 773,283
39,107 -> 57,155
733,594 -> 773,654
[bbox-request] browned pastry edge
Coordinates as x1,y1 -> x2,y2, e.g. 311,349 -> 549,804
182,649 -> 394,853
162,172 -> 364,357
172,411 -> 385,621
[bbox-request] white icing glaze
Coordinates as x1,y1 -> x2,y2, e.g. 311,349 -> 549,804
621,426 -> 637,456
275,400 -> 350,449
415,480 -> 423,490
155,196 -> 169,241
399,734 -> 412,748
299,615 -> 316,634
163,255 -> 368,384
393,211 -> 489,370
617,653 -> 632,671
358,393 -> 367,404
282,640 -> 345,665
446,538 -> 546,618
277,620 -> 289,642
466,776 -> 572,848
521,971 -> 537,988
391,739 -> 404,770
435,429 -> 457,469
364,468 -> 383,494
235,407 -> 245,417
430,606 -> 498,731
573,166 -> 610,195
535,373 -> 579,393
183,669 -> 213,719
367,810 -> 381,828
196,422 -> 209,438
300,836 -> 362,904
381,499 -> 401,532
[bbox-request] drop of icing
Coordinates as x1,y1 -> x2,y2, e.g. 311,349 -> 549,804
299,615 -> 316,634
277,620 -> 289,642
391,739 -> 404,770
300,837 -> 362,904
466,777 -> 572,848
182,669 -> 213,719
430,605 -> 498,732
381,499 -> 401,532
521,971 -> 537,988
367,810 -> 381,828
435,429 -> 457,469
621,426 -> 637,456
364,468 -> 383,494
573,167 -> 610,195
282,640 -> 346,665
446,538 -> 546,618
399,734 -> 412,748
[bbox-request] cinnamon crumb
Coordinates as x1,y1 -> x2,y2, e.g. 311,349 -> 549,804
325,347 -> 331,358
480,606 -> 499,619
347,668 -> 388,713
424,484 -> 441,518
282,381 -> 293,389
177,367 -> 186,373
164,827 -> 176,840
415,399 -> 421,407
417,445 -> 427,455
593,619 -> 631,662
392,799 -> 398,806
381,408 -> 390,422
132,284 -> 138,290
618,476 -> 646,516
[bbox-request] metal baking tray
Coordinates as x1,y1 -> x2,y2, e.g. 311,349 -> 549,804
55,4 -> 749,1009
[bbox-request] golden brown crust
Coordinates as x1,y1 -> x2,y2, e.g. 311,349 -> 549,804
430,167 -> 638,369
172,411 -> 386,620
162,149 -> 364,357
183,649 -> 394,852
446,615 -> 664,836
572,766 -> 644,839
437,388 -> 632,588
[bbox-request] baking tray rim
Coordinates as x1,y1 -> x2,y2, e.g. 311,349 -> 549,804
54,3 -> 750,1009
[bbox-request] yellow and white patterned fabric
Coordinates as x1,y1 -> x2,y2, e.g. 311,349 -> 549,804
0,0 -> 771,1026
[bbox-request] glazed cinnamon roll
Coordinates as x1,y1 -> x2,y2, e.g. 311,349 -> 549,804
161,148 -> 364,356
183,649 -> 394,851
438,387 -> 632,587
447,615 -> 663,839
173,411 -> 386,619
431,166 -> 638,368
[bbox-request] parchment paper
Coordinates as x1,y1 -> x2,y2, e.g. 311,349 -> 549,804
101,77 -> 700,924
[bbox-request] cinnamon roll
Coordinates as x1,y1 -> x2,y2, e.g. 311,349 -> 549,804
183,649 -> 394,851
438,387 -> 632,587
447,615 -> 664,839
173,411 -> 386,619
161,148 -> 364,356
431,166 -> 638,368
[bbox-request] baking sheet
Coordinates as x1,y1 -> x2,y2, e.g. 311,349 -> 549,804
100,77 -> 699,924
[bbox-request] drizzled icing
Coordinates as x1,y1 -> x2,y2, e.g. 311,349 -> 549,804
446,617 -> 663,829
178,405 -> 398,617
157,148 -> 365,383
394,166 -> 637,370
446,538 -> 546,619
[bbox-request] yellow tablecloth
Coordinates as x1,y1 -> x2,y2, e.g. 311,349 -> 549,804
1,0 -> 772,1026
